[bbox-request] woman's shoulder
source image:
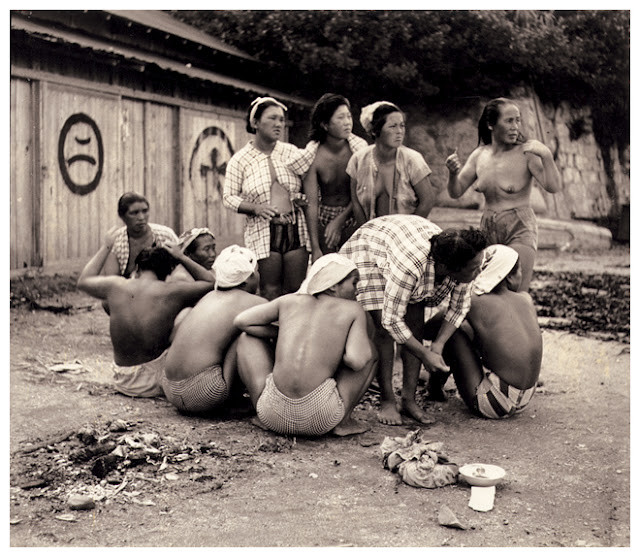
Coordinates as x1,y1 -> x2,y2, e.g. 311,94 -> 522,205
150,223 -> 178,239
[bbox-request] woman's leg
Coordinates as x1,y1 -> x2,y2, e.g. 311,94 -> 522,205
235,333 -> 275,408
332,338 -> 378,436
282,247 -> 310,294
399,302 -> 433,424
258,253 -> 284,301
509,243 -> 536,292
443,330 -> 484,412
369,310 -> 401,425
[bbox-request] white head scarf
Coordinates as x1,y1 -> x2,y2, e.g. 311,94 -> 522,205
177,227 -> 215,254
359,101 -> 401,134
297,254 -> 358,296
472,245 -> 519,295
249,96 -> 288,124
213,245 -> 258,289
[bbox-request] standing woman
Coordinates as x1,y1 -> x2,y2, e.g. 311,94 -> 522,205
101,192 -> 178,278
223,97 -> 310,300
288,93 -> 368,262
349,101 -> 438,226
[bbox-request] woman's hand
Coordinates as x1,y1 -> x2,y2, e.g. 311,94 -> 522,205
324,217 -> 344,249
445,149 -> 461,175
422,348 -> 450,373
253,204 -> 280,220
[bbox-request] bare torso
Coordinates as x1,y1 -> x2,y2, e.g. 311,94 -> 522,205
165,289 -> 267,380
271,294 -> 361,397
314,143 -> 353,206
474,144 -> 533,212
467,291 -> 542,389
107,280 -> 195,367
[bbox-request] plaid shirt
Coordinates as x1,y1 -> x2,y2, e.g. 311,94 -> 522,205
339,214 -> 471,344
223,140 -> 309,260
287,134 -> 369,177
111,223 -> 178,276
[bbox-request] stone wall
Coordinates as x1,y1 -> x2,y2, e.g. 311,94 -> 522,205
403,90 -> 630,224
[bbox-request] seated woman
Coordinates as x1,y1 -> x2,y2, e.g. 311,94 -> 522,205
100,192 -> 178,278
166,227 -> 216,283
349,101 -> 438,226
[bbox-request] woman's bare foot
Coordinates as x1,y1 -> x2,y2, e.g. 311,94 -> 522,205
332,417 -> 370,437
400,398 -> 435,425
250,416 -> 270,431
377,400 -> 403,425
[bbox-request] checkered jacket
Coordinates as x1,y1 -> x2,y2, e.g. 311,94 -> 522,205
223,141 -> 310,260
339,214 -> 471,344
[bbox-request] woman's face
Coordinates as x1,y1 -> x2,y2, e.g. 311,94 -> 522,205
121,201 -> 149,233
333,270 -> 359,301
377,111 -> 405,149
492,104 -> 521,145
325,104 -> 353,140
188,234 -> 216,270
254,105 -> 286,142
447,252 -> 485,284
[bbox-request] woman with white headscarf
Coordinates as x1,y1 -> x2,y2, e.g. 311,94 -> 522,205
223,97 -> 310,300
348,101 -> 438,226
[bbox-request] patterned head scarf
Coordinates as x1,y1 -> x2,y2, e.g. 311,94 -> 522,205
213,245 -> 258,289
359,101 -> 401,134
249,96 -> 288,124
472,245 -> 519,295
177,227 -> 215,254
297,254 -> 358,295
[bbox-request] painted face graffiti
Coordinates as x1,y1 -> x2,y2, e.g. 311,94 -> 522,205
58,113 -> 104,195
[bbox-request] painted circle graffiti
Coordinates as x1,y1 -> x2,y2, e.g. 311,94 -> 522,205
188,126 -> 235,201
58,113 -> 104,195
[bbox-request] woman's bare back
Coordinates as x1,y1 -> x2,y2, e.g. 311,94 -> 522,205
271,295 -> 360,397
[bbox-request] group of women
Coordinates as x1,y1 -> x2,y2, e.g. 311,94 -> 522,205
222,94 -> 442,300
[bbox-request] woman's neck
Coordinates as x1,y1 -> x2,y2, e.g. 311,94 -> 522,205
128,224 -> 151,239
374,143 -> 397,165
253,134 -> 276,154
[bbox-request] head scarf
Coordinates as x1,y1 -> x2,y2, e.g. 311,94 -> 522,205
177,227 -> 215,254
359,101 -> 401,134
472,245 -> 519,295
249,96 -> 288,124
297,254 -> 358,296
213,245 -> 258,289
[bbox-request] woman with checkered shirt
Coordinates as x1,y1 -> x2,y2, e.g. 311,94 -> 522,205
223,97 -> 310,300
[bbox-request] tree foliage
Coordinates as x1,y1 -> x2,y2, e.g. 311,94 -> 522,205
171,10 -> 629,150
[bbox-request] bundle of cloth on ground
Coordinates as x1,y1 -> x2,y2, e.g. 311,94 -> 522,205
380,429 -> 459,488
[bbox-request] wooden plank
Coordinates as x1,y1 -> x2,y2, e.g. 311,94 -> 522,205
143,101 -> 177,233
40,82 -> 121,265
178,106 -> 247,246
10,78 -> 35,269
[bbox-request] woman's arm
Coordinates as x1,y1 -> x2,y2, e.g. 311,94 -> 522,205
446,148 -> 479,199
524,140 -> 562,193
302,162 -> 323,262
234,299 -> 281,339
412,175 -> 438,219
350,177 -> 367,227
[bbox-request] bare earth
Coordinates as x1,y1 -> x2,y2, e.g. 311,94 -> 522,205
8,248 -> 631,548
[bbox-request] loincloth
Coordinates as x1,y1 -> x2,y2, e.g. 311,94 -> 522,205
256,373 -> 345,436
473,369 -> 536,419
112,351 -> 167,398
161,363 -> 229,414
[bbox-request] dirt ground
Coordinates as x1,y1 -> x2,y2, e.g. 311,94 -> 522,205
7,247 -> 631,548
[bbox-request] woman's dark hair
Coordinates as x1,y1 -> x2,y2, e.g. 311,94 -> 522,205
134,246 -> 177,281
309,93 -> 351,142
370,103 -> 403,139
430,228 -> 487,272
117,192 -> 149,218
477,97 -> 526,146
246,99 -> 286,134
